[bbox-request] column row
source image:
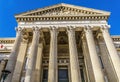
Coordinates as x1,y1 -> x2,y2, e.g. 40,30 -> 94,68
3,25 -> 120,82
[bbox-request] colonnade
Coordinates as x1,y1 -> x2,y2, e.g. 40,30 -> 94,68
2,25 -> 120,82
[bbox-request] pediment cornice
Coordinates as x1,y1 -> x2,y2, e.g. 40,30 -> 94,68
15,3 -> 110,22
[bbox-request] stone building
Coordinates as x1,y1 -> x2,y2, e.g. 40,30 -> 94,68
0,3 -> 120,82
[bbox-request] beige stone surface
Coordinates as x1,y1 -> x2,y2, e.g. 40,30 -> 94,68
5,27 -> 23,82
24,27 -> 40,82
48,27 -> 58,82
67,27 -> 82,82
33,43 -> 43,82
98,39 -> 117,82
0,60 -> 6,79
101,26 -> 120,82
11,42 -> 28,82
0,3 -> 120,82
84,27 -> 105,82
82,39 -> 94,82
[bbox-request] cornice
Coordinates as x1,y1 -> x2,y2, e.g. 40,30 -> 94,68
111,35 -> 120,41
0,38 -> 15,44
16,15 -> 109,22
0,50 -> 11,53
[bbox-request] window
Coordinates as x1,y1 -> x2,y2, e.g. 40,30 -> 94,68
42,69 -> 48,82
80,69 -> 85,82
99,56 -> 104,69
58,69 -> 69,82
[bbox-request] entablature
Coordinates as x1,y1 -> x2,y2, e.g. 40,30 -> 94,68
16,15 -> 109,22
0,38 -> 15,44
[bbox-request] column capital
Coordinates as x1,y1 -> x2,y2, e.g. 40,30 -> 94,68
15,27 -> 27,38
50,26 -> 58,31
32,27 -> 41,32
100,25 -> 110,32
83,25 -> 93,33
67,26 -> 74,29
32,27 -> 41,38
66,26 -> 76,36
49,26 -> 58,36
15,27 -> 24,37
15,27 -> 23,32
15,27 -> 25,34
81,26 -> 93,44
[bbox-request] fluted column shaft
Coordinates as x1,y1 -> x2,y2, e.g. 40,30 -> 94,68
34,43 -> 43,82
67,27 -> 82,82
101,25 -> 120,81
48,27 -> 58,82
82,39 -> 92,82
84,26 -> 105,82
5,27 -> 23,82
97,38 -> 117,82
12,41 -> 28,82
24,27 -> 40,82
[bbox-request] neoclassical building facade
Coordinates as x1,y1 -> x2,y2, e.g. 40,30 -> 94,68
0,3 -> 120,82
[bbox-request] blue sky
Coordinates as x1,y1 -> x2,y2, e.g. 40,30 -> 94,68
0,0 -> 120,37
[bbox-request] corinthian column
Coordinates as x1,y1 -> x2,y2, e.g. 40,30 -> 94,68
34,43 -> 43,82
48,27 -> 58,82
97,34 -> 117,82
100,25 -> 120,81
12,40 -> 28,82
83,26 -> 105,82
24,27 -> 40,82
67,26 -> 82,82
5,27 -> 23,82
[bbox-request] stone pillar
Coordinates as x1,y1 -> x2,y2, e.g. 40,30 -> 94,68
24,27 -> 40,82
82,38 -> 92,82
97,35 -> 117,82
100,25 -> 120,81
0,60 -> 6,79
83,26 -> 105,82
33,43 -> 43,82
67,27 -> 82,82
48,27 -> 58,82
5,27 -> 23,82
12,40 -> 28,82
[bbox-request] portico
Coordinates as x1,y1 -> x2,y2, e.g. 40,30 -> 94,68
1,3 -> 120,82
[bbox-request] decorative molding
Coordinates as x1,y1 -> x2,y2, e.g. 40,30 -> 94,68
15,3 -> 110,17
16,16 -> 109,22
0,39 -> 15,44
18,20 -> 107,25
18,21 -> 108,29
112,36 -> 120,41
15,3 -> 110,22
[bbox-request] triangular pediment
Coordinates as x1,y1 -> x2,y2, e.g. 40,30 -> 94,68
15,3 -> 110,17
